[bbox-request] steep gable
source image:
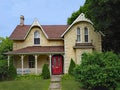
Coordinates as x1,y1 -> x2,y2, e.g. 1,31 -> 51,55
10,24 -> 69,40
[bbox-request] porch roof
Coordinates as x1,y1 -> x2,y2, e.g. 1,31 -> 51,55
5,46 -> 64,55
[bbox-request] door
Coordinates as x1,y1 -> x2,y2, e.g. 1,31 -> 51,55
52,55 -> 63,75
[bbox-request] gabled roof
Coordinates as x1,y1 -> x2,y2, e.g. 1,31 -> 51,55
10,25 -> 69,40
5,46 -> 64,55
61,13 -> 93,37
10,13 -> 93,40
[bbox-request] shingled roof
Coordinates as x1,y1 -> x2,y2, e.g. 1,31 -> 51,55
5,46 -> 64,55
10,25 -> 69,40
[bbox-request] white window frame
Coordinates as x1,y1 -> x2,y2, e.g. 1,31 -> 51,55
76,27 -> 81,43
84,27 -> 89,43
34,31 -> 40,45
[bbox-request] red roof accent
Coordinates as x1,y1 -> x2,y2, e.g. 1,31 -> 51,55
42,25 -> 69,39
10,25 -> 69,40
10,25 -> 31,40
5,46 -> 64,54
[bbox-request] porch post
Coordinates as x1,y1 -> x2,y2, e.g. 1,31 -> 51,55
35,55 -> 38,75
21,55 -> 24,75
49,54 -> 52,75
7,55 -> 10,67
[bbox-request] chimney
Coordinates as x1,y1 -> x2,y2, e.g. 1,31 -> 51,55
20,15 -> 24,26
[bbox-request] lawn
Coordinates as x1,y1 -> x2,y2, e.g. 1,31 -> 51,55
62,75 -> 80,90
0,79 -> 50,90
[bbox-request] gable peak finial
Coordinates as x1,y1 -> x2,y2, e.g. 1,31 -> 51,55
31,18 -> 40,27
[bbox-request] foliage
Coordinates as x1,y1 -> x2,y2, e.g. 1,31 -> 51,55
15,75 -> 42,80
74,52 -> 120,90
68,58 -> 76,76
61,74 -> 73,80
0,60 -> 9,81
8,63 -> 17,80
0,60 -> 17,81
0,37 -> 13,59
41,64 -> 50,79
67,0 -> 120,53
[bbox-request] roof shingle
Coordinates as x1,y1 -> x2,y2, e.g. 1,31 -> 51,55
10,25 -> 69,40
5,46 -> 64,55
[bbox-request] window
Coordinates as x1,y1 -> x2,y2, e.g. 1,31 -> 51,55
77,27 -> 81,42
34,31 -> 40,44
28,55 -> 35,68
84,27 -> 89,42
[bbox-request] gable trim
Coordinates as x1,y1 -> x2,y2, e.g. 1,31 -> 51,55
61,13 -> 93,37
24,19 -> 48,40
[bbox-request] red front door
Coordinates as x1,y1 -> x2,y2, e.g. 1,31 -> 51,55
52,55 -> 63,75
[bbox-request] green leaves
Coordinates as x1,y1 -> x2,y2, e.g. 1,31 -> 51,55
67,0 -> 120,53
74,52 -> 120,90
41,64 -> 50,79
0,37 -> 13,60
68,58 -> 76,76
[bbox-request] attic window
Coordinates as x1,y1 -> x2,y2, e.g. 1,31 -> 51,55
34,31 -> 40,44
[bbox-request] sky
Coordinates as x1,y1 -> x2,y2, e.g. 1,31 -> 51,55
0,0 -> 85,37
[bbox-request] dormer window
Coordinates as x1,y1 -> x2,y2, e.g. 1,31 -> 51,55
77,27 -> 81,42
84,27 -> 89,42
34,31 -> 40,44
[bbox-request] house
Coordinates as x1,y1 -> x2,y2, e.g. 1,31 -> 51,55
5,13 -> 102,75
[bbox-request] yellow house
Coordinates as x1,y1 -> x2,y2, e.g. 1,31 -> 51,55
6,13 -> 102,75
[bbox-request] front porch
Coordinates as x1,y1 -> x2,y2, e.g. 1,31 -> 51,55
5,46 -> 64,75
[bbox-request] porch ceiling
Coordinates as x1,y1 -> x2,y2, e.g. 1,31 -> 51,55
5,46 -> 64,55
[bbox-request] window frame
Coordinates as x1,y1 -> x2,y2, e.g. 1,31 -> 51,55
76,27 -> 81,43
84,27 -> 89,42
28,55 -> 35,68
34,31 -> 40,45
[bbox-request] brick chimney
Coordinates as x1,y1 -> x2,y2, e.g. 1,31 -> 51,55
20,15 -> 24,26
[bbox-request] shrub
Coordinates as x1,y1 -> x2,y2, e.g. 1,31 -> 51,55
41,64 -> 50,79
0,59 -> 17,81
68,58 -> 76,76
0,60 -> 8,81
74,52 -> 120,90
8,64 -> 17,80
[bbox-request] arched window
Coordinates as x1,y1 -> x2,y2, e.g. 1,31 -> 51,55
77,27 -> 81,42
34,31 -> 40,44
84,27 -> 89,42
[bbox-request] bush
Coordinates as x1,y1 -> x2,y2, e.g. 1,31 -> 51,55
68,58 -> 76,76
41,64 -> 50,79
0,60 -> 8,81
0,60 -> 17,81
8,64 -> 17,80
74,52 -> 120,90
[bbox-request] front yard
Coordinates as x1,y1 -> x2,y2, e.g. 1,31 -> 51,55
0,80 -> 50,90
1,75 -> 120,90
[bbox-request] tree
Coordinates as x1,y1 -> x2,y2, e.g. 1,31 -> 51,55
68,58 -> 76,76
0,37 -> 13,59
74,52 -> 120,90
67,0 -> 120,53
41,64 -> 50,79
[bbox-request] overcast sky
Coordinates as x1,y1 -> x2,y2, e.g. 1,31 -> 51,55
0,0 -> 85,37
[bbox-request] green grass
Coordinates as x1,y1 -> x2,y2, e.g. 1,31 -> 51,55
62,75 -> 80,90
0,79 -> 50,90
